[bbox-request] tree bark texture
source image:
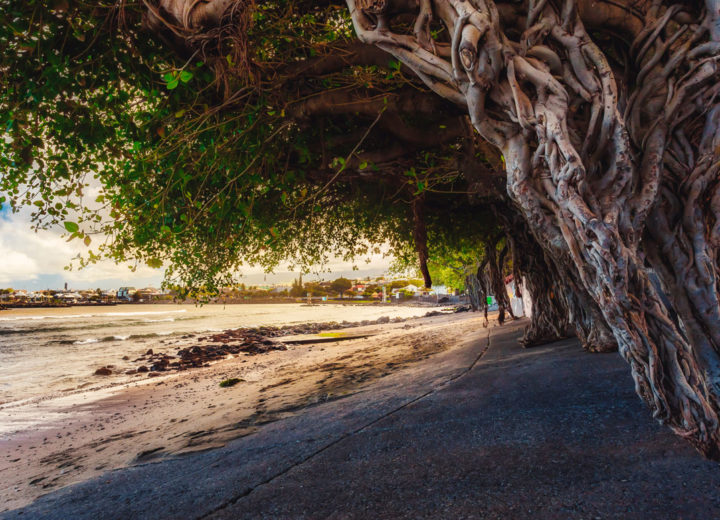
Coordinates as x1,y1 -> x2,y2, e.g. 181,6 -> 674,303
465,272 -> 485,316
348,0 -> 720,458
480,237 -> 514,324
496,203 -> 616,350
142,0 -> 720,458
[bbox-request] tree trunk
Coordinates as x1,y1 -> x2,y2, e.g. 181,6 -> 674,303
482,238 -> 513,325
412,196 -> 432,289
465,272 -> 483,315
348,0 -> 720,458
496,203 -> 616,351
146,0 -> 720,458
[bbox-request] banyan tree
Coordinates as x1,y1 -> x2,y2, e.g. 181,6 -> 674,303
2,0 -> 720,458
343,0 -> 720,460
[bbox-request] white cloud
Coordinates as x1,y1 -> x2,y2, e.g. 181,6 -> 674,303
0,249 -> 40,283
0,207 -> 395,289
0,208 -> 162,287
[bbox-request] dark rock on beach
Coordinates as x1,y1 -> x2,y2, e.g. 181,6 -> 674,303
121,309 -> 459,377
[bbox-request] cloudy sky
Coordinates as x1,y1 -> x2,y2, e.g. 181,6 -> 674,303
0,204 -> 393,291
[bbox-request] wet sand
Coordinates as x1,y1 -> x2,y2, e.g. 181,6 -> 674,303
0,311 -> 487,512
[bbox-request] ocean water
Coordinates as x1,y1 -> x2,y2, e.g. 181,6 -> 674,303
0,303 -> 429,406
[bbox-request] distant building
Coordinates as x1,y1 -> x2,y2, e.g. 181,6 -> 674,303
392,284 -> 419,295
58,292 -> 82,302
117,287 -> 136,301
133,287 -> 166,301
30,291 -> 54,301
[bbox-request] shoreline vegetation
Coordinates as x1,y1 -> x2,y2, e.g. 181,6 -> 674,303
0,298 -> 458,310
0,278 -> 456,311
0,310 -> 486,512
0,296 -> 455,310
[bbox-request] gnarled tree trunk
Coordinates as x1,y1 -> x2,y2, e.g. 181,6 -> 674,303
465,272 -> 484,314
497,203 -> 616,350
142,0 -> 720,458
347,0 -> 720,458
478,234 -> 513,324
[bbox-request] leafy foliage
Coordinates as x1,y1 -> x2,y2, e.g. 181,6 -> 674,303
1,0 -> 499,297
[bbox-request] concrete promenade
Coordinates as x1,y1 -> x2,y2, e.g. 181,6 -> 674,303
5,321 -> 720,519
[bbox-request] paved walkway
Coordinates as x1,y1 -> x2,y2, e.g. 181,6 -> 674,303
4,322 -> 720,519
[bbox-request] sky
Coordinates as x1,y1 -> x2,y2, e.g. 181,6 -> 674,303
0,203 -> 393,291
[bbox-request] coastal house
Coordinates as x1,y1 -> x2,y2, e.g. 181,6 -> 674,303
58,292 -> 83,303
431,284 -> 450,296
14,289 -> 29,298
29,291 -> 54,301
134,287 -> 166,301
416,284 -> 450,297
117,287 -> 136,301
392,284 -> 419,295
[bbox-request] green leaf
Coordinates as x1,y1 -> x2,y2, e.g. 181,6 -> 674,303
359,161 -> 368,170
147,258 -> 163,269
84,235 -> 91,246
64,221 -> 79,233
166,79 -> 179,90
179,70 -> 193,83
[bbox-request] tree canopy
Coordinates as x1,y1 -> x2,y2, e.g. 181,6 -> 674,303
4,0 -> 720,459
1,0 -> 498,296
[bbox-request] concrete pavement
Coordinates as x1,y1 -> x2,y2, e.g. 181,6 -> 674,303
4,321 -> 720,519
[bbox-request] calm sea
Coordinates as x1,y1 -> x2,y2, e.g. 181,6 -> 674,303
0,303 -> 429,406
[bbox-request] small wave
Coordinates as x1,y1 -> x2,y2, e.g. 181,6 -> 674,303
60,332 -> 172,345
104,310 -> 187,317
142,318 -> 175,323
1,323 -> 130,336
0,309 -> 187,322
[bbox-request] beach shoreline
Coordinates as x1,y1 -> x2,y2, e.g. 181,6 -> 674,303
0,303 -> 443,407
0,310 -> 490,512
0,299 -> 460,310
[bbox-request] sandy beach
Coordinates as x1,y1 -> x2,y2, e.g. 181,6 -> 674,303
0,311 -> 488,512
